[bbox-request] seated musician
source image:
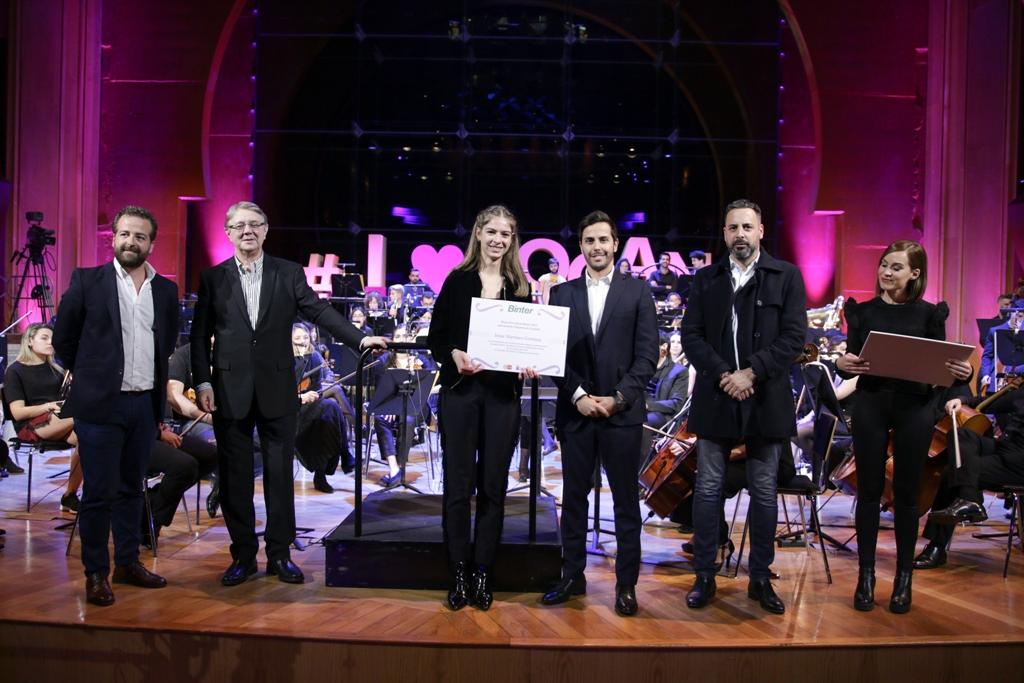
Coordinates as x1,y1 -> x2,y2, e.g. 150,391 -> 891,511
349,306 -> 371,335
164,342 -> 221,518
914,384 -> 1024,569
536,257 -> 567,304
405,268 -> 435,302
3,323 -> 81,511
617,258 -> 634,278
387,284 -> 407,324
668,331 -> 686,366
979,307 -> 1024,394
689,249 -> 707,272
370,328 -> 435,487
641,332 -> 689,459
292,322 -> 354,494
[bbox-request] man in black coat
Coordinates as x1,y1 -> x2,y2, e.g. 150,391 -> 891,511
680,199 -> 807,614
191,201 -> 386,587
53,205 -> 179,606
540,211 -> 658,616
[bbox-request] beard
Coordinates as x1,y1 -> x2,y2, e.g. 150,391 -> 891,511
729,241 -> 753,260
115,246 -> 146,269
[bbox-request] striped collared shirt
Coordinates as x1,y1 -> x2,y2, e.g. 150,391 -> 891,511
235,254 -> 265,328
113,258 -> 157,391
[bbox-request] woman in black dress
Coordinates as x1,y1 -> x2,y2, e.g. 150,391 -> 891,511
428,205 -> 537,611
836,240 -> 972,613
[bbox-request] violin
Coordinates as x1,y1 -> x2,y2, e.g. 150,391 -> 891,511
296,358 -> 334,393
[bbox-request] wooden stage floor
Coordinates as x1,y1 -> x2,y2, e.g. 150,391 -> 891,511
1,443 -> 1023,681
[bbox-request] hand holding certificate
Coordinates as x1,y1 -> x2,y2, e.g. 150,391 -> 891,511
465,298 -> 569,376
857,331 -> 973,387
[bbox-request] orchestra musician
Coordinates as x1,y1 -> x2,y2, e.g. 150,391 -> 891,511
428,204 -> 537,612
641,331 -> 689,460
681,198 -> 807,615
541,210 -> 658,617
979,307 -> 1024,394
617,257 -> 634,277
914,384 -> 1024,569
836,240 -> 973,613
536,257 -> 567,305
191,200 -> 386,588
291,322 -> 353,494
3,323 -> 78,503
647,252 -> 678,298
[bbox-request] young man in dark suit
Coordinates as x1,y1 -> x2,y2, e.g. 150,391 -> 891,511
680,198 -> 807,614
53,205 -> 180,606
541,211 -> 658,616
191,201 -> 386,587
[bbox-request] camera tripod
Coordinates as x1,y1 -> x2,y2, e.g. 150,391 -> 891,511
9,246 -> 55,325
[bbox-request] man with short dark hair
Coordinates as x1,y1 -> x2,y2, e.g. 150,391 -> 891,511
647,252 -> 678,298
54,205 -> 180,606
541,210 -> 658,616
681,198 -> 807,614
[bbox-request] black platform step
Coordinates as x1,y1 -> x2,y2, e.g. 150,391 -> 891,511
324,490 -> 562,591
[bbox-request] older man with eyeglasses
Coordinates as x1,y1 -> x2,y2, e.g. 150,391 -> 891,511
191,201 -> 387,587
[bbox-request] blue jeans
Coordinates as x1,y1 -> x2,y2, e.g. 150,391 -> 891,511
693,437 -> 782,580
75,391 -> 157,576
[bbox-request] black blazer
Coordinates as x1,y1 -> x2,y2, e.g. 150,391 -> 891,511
680,250 -> 807,439
53,263 -> 179,426
190,255 -> 365,420
427,268 -> 532,395
648,361 -> 689,417
549,271 -> 659,431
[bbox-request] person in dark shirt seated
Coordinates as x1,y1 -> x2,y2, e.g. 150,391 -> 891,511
3,323 -> 81,510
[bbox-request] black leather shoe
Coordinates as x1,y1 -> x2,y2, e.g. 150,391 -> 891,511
681,539 -> 735,564
61,491 -> 80,513
853,567 -> 876,611
747,578 -> 785,614
206,481 -> 220,518
913,544 -> 947,570
221,559 -> 258,586
267,558 -> 304,584
85,572 -> 115,606
686,575 -> 716,609
469,565 -> 493,611
540,575 -> 587,605
446,562 -> 470,611
3,460 -> 24,474
313,471 -> 334,493
889,570 -> 912,614
928,498 -> 987,525
112,561 -> 167,588
615,584 -> 638,617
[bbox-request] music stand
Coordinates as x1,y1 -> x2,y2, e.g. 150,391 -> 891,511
367,313 -> 396,339
331,273 -> 364,298
368,368 -> 434,493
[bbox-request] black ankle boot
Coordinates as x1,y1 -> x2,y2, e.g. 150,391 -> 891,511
854,567 -> 876,611
446,562 -> 469,611
469,565 -> 493,611
889,570 -> 912,614
313,470 -> 334,493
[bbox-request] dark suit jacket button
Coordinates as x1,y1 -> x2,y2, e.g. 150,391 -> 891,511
754,332 -> 761,338
756,299 -> 763,306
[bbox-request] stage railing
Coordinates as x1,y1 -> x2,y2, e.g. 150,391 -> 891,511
353,343 -> 544,540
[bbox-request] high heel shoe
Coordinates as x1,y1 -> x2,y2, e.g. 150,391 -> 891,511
853,567 -> 876,611
469,565 -> 493,611
446,562 -> 469,611
889,570 -> 912,614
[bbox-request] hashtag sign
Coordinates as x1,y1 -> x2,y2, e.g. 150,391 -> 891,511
304,253 -> 343,298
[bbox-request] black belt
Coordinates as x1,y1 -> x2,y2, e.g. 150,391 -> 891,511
120,389 -> 153,395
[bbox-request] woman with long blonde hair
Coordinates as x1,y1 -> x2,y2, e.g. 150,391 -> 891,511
4,323 -> 82,510
428,205 -> 536,612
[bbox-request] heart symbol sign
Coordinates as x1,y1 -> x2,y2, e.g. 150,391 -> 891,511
410,244 -> 465,293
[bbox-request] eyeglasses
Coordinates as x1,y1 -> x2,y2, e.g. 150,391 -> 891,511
227,221 -> 267,232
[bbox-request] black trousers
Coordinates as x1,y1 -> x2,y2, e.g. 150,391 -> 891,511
439,378 -> 520,566
75,391 -> 156,576
851,390 -> 935,571
146,433 -> 218,527
559,420 -> 643,586
923,433 -> 1024,547
213,396 -> 298,563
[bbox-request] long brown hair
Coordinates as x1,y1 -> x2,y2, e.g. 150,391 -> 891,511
454,205 -> 530,297
875,240 -> 927,302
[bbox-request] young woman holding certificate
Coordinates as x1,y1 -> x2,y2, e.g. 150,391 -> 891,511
836,240 -> 973,614
427,205 -> 537,611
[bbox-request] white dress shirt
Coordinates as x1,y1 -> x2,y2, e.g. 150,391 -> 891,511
113,259 -> 157,391
729,251 -> 760,371
572,269 -> 614,402
236,253 -> 265,329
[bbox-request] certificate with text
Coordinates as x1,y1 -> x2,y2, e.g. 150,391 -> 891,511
466,298 -> 570,376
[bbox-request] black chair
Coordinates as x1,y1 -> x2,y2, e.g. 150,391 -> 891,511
1,386 -> 74,512
972,484 -> 1024,578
